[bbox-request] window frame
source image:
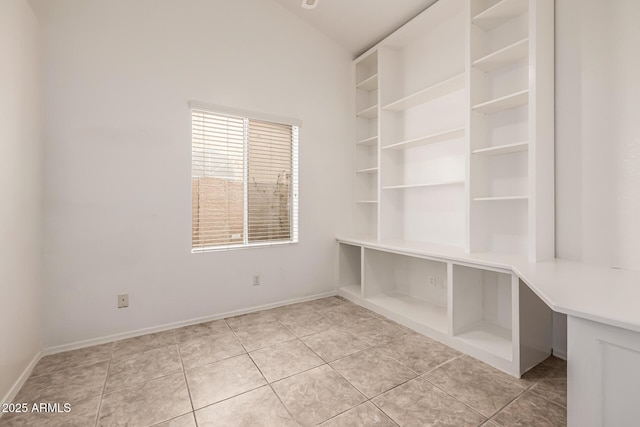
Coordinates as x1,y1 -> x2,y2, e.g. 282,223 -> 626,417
189,101 -> 300,253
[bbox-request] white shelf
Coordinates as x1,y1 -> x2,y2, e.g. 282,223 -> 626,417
356,74 -> 378,91
383,74 -> 465,111
355,200 -> 378,204
472,0 -> 528,31
340,285 -> 362,299
366,292 -> 448,334
357,104 -> 378,119
356,167 -> 378,174
383,180 -> 465,190
472,141 -> 528,156
357,135 -> 378,146
473,38 -> 528,73
383,128 -> 465,151
472,90 -> 529,114
473,195 -> 528,202
455,321 -> 512,361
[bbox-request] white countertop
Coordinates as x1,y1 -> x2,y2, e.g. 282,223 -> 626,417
337,236 -> 640,333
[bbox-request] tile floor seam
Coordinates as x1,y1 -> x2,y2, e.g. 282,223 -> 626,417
327,350 -> 421,401
175,340 -> 197,416
371,343 -> 460,377
188,383 -> 268,413
525,387 -> 568,409
323,362 -> 369,414
252,357 -> 329,386
225,318 -> 253,354
526,378 -> 568,408
320,340 -> 375,364
367,395 -> 401,426
276,316 -> 301,338
148,412 -> 194,427
296,333 -> 338,363
314,401 -> 367,426
484,381 -> 535,423
418,353 -> 465,376
266,382 -> 301,426
93,350 -> 115,427
419,375 -> 494,421
100,369 -> 187,397
420,356 -> 534,418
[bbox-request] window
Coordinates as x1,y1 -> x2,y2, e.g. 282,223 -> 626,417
191,105 -> 299,251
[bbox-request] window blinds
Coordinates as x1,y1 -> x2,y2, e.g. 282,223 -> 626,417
191,109 -> 298,251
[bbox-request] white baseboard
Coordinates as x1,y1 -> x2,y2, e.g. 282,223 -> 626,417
0,350 -> 43,413
44,290 -> 337,355
552,347 -> 567,361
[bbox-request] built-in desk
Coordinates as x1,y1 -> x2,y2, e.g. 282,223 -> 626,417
336,237 -> 640,427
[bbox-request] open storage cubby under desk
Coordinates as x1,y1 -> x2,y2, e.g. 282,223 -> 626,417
362,248 -> 448,335
338,243 -> 362,298
335,238 -> 553,377
451,264 -> 515,362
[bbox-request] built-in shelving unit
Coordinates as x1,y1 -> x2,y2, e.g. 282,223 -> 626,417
342,0 -> 554,378
473,38 -> 528,72
383,128 -> 465,151
356,104 -> 378,119
377,0 -> 467,247
338,243 -> 362,298
473,195 -> 528,202
472,0 -> 529,31
354,50 -> 380,239
356,167 -> 378,174
383,74 -> 465,111
357,135 -> 378,146
452,264 -> 514,360
472,90 -> 529,114
469,0 -> 554,261
382,180 -> 464,191
472,141 -> 528,156
356,73 -> 378,91
337,238 -> 553,377
363,248 -> 449,334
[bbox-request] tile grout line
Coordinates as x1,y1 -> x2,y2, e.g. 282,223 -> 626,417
486,374 -> 567,424
368,398 -> 401,427
94,342 -> 116,426
176,335 -> 197,419
245,351 -> 302,426
419,375 -> 493,423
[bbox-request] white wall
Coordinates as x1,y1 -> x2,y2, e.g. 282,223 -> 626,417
0,0 -> 43,405
554,0 -> 640,358
33,0 -> 353,347
556,0 -> 640,270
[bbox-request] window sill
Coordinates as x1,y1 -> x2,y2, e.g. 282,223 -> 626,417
191,240 -> 299,253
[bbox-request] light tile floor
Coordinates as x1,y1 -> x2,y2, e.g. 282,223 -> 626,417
1,297 -> 567,426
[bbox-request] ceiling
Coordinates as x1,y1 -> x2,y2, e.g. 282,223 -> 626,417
271,0 -> 438,57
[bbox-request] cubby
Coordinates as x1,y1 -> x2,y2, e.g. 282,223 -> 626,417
338,243 -> 362,298
452,264 -> 514,360
337,239 -> 552,377
363,248 -> 448,334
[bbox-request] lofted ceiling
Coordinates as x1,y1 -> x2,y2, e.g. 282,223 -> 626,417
271,0 -> 438,57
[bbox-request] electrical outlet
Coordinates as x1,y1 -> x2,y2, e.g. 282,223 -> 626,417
118,293 -> 129,308
428,276 -> 436,286
253,275 -> 261,286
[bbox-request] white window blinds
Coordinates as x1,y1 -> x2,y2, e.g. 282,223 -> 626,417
191,108 -> 299,251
